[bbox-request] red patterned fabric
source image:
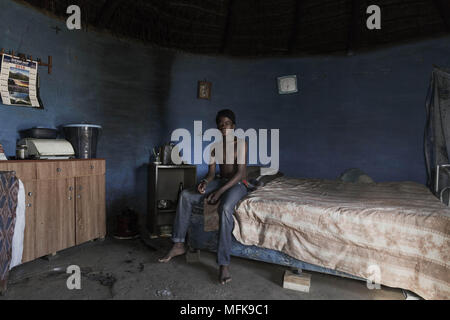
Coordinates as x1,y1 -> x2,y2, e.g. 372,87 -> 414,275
0,171 -> 19,293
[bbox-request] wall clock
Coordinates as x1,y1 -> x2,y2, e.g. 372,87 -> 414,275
277,75 -> 298,94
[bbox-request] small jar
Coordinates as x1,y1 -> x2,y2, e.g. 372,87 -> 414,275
16,145 -> 27,160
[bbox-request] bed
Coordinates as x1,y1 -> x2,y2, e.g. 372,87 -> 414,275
188,175 -> 450,300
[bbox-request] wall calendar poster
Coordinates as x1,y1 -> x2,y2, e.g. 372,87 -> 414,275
0,54 -> 42,108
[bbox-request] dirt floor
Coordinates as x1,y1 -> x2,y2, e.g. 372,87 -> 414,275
1,236 -> 406,300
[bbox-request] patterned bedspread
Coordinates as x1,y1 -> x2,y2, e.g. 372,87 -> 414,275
233,176 -> 450,300
0,171 -> 19,292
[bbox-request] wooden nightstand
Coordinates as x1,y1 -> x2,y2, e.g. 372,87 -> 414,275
147,163 -> 197,238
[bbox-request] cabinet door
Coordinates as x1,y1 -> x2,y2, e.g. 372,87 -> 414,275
22,181 -> 36,263
35,178 -> 75,257
75,175 -> 106,245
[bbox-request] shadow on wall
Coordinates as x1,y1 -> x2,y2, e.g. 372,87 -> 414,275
129,51 -> 176,233
67,43 -> 177,234
135,163 -> 149,231
107,164 -> 150,235
151,51 -> 174,135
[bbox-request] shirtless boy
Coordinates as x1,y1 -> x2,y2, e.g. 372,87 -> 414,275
158,109 -> 248,285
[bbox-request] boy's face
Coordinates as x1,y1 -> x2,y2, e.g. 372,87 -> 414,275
217,116 -> 235,136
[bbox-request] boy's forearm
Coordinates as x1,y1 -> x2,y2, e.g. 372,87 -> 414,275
202,165 -> 216,183
202,174 -> 215,183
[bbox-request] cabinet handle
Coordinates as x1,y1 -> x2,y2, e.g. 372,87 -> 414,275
79,186 -> 83,191
69,186 -> 73,191
28,192 -> 33,196
77,195 -> 81,199
68,196 -> 72,200
27,203 -> 32,207
90,165 -> 94,169
56,168 -> 62,172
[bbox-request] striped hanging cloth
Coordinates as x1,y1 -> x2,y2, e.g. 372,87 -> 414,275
0,171 -> 19,294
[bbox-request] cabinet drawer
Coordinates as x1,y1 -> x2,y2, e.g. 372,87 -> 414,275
0,162 -> 8,172
0,162 -> 37,181
75,160 -> 105,176
36,161 -> 76,179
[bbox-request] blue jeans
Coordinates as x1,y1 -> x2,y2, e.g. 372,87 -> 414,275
171,178 -> 248,265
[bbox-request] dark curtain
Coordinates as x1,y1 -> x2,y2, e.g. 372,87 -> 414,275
424,66 -> 450,192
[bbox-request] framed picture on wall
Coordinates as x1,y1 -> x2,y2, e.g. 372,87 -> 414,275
198,80 -> 211,100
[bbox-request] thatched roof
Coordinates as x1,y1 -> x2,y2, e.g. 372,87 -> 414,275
21,0 -> 450,56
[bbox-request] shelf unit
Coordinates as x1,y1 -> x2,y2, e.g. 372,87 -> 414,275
147,163 -> 197,238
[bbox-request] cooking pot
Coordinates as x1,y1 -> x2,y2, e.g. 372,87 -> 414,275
20,127 -> 58,139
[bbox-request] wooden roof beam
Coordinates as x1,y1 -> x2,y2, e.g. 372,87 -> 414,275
346,0 -> 358,55
168,1 -> 226,16
221,0 -> 234,54
288,0 -> 301,54
433,0 -> 450,32
96,0 -> 125,29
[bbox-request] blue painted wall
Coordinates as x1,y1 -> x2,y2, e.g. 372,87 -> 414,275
164,39 -> 450,183
1,0 -> 449,229
0,0 -> 174,227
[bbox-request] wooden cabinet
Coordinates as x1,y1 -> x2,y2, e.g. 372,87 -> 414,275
0,159 -> 106,263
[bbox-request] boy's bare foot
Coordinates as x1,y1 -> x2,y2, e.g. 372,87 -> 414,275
158,243 -> 187,263
219,265 -> 232,284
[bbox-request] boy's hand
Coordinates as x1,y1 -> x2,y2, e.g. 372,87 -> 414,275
198,181 -> 207,194
207,190 -> 222,204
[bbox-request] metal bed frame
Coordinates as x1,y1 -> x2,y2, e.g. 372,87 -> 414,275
435,164 -> 450,206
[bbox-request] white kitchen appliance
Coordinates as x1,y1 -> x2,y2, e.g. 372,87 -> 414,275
17,138 -> 75,159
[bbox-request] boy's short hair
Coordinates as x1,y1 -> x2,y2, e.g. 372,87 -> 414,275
216,109 -> 236,125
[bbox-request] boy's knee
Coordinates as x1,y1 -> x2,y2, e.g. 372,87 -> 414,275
180,189 -> 190,198
180,188 -> 201,203
219,203 -> 235,218
180,188 -> 195,199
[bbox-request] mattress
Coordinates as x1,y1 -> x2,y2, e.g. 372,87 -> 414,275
233,176 -> 450,300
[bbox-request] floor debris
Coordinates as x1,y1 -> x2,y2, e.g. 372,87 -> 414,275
155,289 -> 172,297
